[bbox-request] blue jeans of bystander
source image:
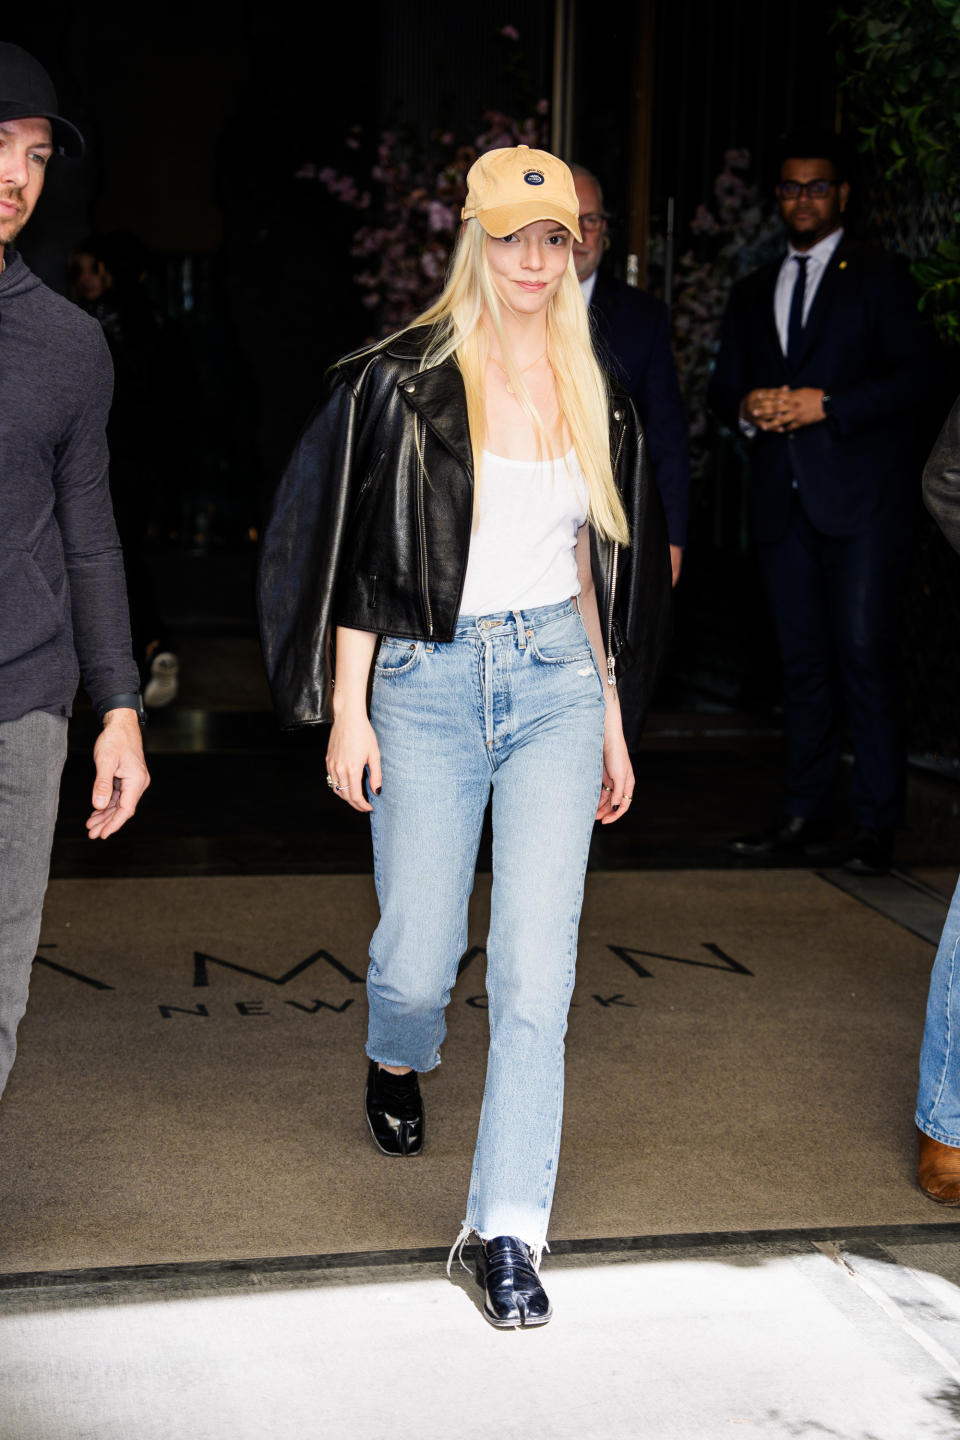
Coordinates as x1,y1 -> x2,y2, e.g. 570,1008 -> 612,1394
917,875 -> 960,1145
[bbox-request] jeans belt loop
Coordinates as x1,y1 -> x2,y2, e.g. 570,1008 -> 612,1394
513,611 -> 527,649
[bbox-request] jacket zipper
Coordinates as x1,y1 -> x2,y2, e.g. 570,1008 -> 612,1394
606,544 -> 619,685
606,411 -> 627,684
416,426 -> 434,637
348,449 -> 386,525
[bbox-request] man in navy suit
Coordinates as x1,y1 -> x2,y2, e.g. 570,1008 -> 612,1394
709,133 -> 934,873
572,165 -> 689,586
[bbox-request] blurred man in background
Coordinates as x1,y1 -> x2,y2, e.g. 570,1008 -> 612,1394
70,233 -> 179,708
572,163 -> 690,585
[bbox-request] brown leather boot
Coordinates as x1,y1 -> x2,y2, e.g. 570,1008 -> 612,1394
917,1128 -> 960,1205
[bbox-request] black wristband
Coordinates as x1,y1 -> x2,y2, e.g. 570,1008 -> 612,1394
95,693 -> 146,724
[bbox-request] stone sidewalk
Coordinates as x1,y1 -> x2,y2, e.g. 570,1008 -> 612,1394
4,1230 -> 960,1439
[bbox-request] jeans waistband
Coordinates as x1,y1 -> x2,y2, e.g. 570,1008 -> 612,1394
451,596 -> 579,642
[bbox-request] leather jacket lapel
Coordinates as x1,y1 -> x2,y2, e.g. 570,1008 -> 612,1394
398,360 -> 475,480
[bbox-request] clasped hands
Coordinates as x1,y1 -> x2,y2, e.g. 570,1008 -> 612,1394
741,386 -> 826,432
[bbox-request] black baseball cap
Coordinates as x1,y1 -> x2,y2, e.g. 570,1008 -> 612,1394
0,43 -> 84,157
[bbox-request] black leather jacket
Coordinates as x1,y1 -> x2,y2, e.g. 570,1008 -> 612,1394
258,326 -> 672,744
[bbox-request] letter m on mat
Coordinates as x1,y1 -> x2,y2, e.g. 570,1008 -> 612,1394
192,950 -> 364,987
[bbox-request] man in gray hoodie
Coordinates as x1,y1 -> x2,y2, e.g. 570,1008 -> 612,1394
0,43 -> 149,1097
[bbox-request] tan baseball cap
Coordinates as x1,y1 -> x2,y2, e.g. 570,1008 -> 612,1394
462,145 -> 582,242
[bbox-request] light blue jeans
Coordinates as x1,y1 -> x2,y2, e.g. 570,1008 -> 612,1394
917,875 -> 960,1144
366,598 -> 606,1254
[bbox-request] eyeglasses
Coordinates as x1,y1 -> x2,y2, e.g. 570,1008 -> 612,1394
777,180 -> 837,200
579,212 -> 607,232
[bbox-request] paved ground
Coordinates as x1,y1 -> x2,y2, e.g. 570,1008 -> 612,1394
4,1231 -> 960,1439
8,861 -> 957,1439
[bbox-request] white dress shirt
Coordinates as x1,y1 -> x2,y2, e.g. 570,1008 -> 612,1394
579,270 -> 598,307
773,226 -> 844,355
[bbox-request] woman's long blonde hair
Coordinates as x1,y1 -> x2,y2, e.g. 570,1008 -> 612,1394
390,219 -> 630,546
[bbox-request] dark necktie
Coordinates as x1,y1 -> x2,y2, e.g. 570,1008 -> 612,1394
786,254 -> 809,363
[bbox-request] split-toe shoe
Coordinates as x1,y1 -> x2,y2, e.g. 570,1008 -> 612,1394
364,1060 -> 424,1156
917,1128 -> 960,1205
475,1235 -> 553,1329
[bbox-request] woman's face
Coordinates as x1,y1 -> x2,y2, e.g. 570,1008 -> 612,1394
485,219 -> 573,314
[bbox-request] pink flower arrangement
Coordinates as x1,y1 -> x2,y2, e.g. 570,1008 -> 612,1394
301,105 -> 550,335
649,149 -> 781,478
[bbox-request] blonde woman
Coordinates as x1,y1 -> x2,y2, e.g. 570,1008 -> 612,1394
258,146 -> 671,1328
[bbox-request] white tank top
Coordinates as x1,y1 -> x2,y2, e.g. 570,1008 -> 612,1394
458,448 -> 589,616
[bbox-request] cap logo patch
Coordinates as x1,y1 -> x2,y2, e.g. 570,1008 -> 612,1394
523,169 -> 545,185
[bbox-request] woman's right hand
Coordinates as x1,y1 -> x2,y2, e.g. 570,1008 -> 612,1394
326,627 -> 382,812
326,711 -> 382,813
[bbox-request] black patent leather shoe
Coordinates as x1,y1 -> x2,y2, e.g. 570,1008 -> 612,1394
729,815 -> 836,858
475,1236 -> 553,1329
843,827 -> 893,876
364,1060 -> 424,1156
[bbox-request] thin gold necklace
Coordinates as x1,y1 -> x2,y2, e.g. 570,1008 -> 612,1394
490,350 -> 546,395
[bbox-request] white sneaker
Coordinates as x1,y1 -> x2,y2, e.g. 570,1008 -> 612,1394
144,651 -> 179,708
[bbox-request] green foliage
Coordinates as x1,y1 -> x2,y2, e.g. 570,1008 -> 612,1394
836,0 -> 960,345
912,222 -> 960,348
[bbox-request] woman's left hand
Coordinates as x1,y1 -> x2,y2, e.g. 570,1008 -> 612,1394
596,703 -> 635,825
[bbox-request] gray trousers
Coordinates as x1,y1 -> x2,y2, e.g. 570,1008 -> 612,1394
0,710 -> 68,1098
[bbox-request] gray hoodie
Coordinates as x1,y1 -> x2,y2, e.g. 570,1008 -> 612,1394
0,249 -> 138,722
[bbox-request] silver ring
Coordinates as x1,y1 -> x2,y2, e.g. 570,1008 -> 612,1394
325,774 -> 334,788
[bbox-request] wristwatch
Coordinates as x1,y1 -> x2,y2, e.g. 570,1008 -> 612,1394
95,692 -> 147,725
821,393 -> 833,418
